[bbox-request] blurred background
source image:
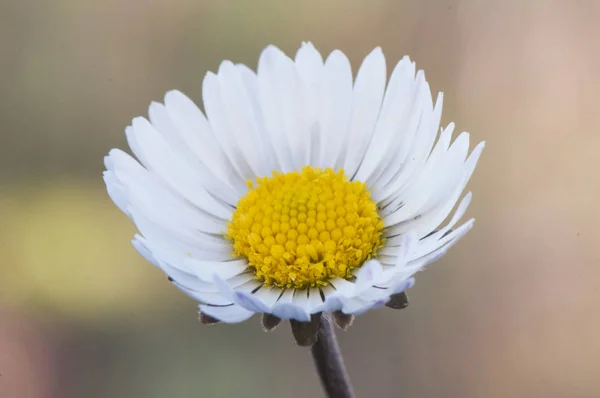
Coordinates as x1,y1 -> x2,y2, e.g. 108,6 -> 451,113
1,0 -> 600,397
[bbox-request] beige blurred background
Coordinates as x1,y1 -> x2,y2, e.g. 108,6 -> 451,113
1,0 -> 600,397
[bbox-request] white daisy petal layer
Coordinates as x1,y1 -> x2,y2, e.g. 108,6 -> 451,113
104,43 -> 484,323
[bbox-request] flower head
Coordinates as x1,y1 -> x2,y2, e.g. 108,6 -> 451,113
104,43 -> 484,324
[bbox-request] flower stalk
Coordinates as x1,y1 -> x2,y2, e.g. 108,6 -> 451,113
310,314 -> 355,398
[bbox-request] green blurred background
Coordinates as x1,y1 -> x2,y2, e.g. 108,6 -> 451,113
2,0 -> 600,397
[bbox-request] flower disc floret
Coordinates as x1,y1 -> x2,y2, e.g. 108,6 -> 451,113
227,166 -> 385,288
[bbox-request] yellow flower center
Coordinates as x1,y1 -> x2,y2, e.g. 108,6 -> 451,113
226,166 -> 385,289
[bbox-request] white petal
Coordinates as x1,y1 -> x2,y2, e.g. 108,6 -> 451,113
291,289 -> 310,316
133,236 -> 234,305
175,272 -> 257,305
133,236 -> 199,286
128,117 -> 234,221
125,125 -> 147,167
411,218 -> 474,260
256,46 -> 295,172
215,61 -> 272,177
359,277 -> 415,301
271,302 -> 311,321
377,255 -> 398,266
130,208 -> 232,263
354,56 -> 416,182
203,72 -> 256,181
382,227 -> 419,251
149,101 -> 240,205
383,130 -> 469,227
131,235 -> 159,267
391,277 -> 416,293
234,290 -> 271,313
257,45 -> 309,171
328,277 -> 356,296
342,47 -> 386,175
316,50 -> 353,168
108,149 -> 230,237
235,64 -> 280,173
383,138 -> 483,239
226,272 -> 257,288
295,42 -> 324,165
307,287 -> 324,312
342,297 -> 386,315
318,297 -> 344,314
414,142 -> 485,236
178,286 -> 233,306
185,258 -> 248,282
411,187 -> 472,239
211,273 -> 241,302
378,245 -> 403,256
295,42 -> 324,89
199,304 -> 254,323
414,132 -> 472,210
371,90 -> 443,202
250,287 -> 283,310
380,122 -> 454,214
377,230 -> 417,278
103,170 -> 128,215
366,70 -> 427,188
419,191 -> 473,243
353,259 -> 384,294
163,90 -> 246,194
271,289 -> 310,321
212,274 -> 284,314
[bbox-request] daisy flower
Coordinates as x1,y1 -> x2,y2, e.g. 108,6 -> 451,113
103,42 -> 484,329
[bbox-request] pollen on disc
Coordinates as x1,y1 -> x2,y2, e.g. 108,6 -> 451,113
226,166 -> 385,289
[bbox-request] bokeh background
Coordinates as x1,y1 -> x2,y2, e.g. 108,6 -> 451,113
2,0 -> 600,397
